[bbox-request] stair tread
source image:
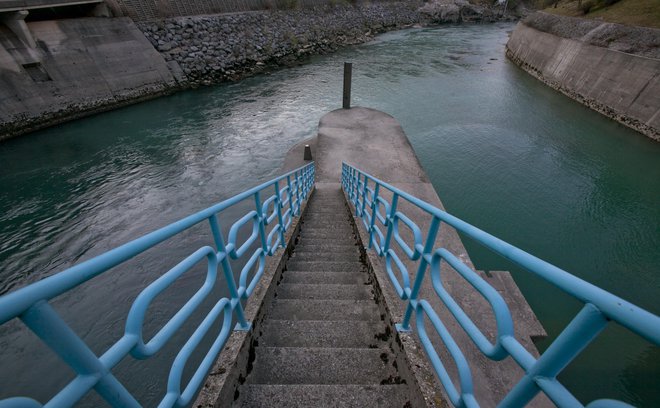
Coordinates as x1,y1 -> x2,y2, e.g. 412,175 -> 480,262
281,271 -> 368,285
286,261 -> 364,272
269,299 -> 380,321
277,283 -> 371,300
247,347 -> 400,385
233,384 -> 411,408
260,320 -> 386,348
290,253 -> 360,262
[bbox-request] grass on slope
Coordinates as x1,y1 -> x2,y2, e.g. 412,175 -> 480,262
542,0 -> 660,28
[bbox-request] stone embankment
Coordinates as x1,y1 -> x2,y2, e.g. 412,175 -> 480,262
139,1 -> 513,87
506,12 -> 660,141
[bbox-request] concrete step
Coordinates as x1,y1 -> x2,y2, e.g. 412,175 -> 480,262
248,347 -> 399,385
269,299 -> 380,321
299,232 -> 356,240
300,224 -> 354,232
304,209 -> 347,215
301,223 -> 353,231
276,283 -> 371,300
260,320 -> 385,348
281,271 -> 368,285
286,261 -> 363,272
296,238 -> 358,247
234,384 -> 411,408
289,252 -> 360,262
293,245 -> 360,255
302,215 -> 351,222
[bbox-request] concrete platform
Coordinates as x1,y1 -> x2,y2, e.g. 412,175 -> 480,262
282,107 -> 549,407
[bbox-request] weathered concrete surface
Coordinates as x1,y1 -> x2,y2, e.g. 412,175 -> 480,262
0,17 -> 178,139
0,0 -> 102,12
506,16 -> 660,141
298,107 -> 549,406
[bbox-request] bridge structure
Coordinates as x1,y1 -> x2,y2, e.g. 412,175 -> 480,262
0,0 -> 107,50
0,107 -> 659,408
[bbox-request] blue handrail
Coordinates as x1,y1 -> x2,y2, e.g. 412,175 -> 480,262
0,162 -> 315,408
341,162 -> 659,408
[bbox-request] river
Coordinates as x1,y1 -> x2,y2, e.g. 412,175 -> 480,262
1,22 -> 658,406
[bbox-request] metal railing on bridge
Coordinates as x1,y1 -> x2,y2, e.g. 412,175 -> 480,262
341,162 -> 660,408
0,162 -> 315,408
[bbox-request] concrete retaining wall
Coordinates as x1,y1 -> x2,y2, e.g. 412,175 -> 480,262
0,17 -> 178,140
506,15 -> 660,141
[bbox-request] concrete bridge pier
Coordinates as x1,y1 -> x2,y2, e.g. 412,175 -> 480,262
1,11 -> 36,48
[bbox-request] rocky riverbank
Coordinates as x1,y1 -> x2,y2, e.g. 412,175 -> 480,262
139,1 -> 515,87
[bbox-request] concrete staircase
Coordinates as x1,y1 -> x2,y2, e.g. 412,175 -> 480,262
233,184 -> 413,407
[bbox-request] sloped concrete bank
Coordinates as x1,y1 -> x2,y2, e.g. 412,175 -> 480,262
0,17 -> 178,140
506,12 -> 660,141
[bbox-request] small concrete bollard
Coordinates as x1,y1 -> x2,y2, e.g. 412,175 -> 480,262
304,144 -> 312,161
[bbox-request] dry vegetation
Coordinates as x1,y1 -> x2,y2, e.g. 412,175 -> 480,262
540,0 -> 660,28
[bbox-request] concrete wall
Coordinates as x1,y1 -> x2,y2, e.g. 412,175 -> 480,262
506,18 -> 660,141
0,17 -> 178,139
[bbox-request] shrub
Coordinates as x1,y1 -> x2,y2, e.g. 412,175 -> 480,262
580,0 -> 595,13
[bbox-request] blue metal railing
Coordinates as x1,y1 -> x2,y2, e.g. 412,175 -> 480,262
341,162 -> 660,408
0,162 -> 315,408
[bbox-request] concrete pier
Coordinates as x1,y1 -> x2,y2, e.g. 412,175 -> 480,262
197,106 -> 549,407
283,107 -> 549,406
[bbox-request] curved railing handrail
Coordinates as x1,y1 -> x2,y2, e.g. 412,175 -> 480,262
341,162 -> 659,408
0,162 -> 315,408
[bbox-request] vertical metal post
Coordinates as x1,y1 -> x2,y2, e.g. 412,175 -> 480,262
343,62 -> 352,109
368,184 -> 380,249
359,177 -> 369,217
295,170 -> 303,216
383,194 -> 399,252
208,215 -> 250,330
274,181 -> 286,248
399,217 -> 441,331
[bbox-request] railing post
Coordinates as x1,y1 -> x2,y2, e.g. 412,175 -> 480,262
208,214 -> 250,331
343,62 -> 352,109
398,217 -> 441,331
274,181 -> 287,249
368,183 -> 380,249
286,174 -> 294,219
383,193 -> 399,253
21,301 -> 141,407
352,169 -> 359,205
500,303 -> 608,406
255,192 -> 268,251
295,170 -> 303,216
359,177 -> 369,217
355,173 -> 363,217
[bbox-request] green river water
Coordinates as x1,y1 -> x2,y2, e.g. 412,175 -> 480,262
1,23 -> 658,406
